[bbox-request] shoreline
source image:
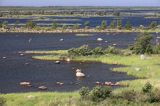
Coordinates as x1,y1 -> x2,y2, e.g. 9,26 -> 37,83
0,28 -> 159,34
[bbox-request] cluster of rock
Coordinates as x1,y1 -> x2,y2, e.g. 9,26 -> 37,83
95,81 -> 121,86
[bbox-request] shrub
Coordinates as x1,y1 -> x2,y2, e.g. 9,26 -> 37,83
90,86 -> 112,102
26,21 -> 36,29
100,20 -> 107,30
92,47 -> 104,55
142,82 -> 153,93
121,90 -> 137,101
153,45 -> 160,54
105,46 -> 122,54
130,33 -> 153,54
149,21 -> 158,29
0,97 -> 6,106
148,88 -> 160,103
125,21 -> 132,30
68,45 -> 92,56
79,87 -> 90,99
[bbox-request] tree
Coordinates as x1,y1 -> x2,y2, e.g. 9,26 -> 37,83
125,21 -> 132,30
26,21 -> 36,29
2,21 -> 8,29
0,21 -> 2,28
100,20 -> 107,30
117,20 -> 122,29
73,24 -> 80,29
109,20 -> 116,29
149,21 -> 158,29
131,33 -> 153,54
84,21 -> 90,27
62,24 -> 67,30
52,22 -> 58,29
15,20 -> 20,27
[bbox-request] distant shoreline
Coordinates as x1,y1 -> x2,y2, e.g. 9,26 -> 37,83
0,28 -> 159,34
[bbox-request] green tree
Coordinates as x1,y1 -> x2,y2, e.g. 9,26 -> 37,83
117,20 -> 122,29
100,20 -> 107,30
131,33 -> 153,54
109,20 -> 116,29
0,21 -> 2,28
84,21 -> 90,27
73,24 -> 80,29
52,22 -> 58,29
26,21 -> 36,29
149,21 -> 158,29
125,21 -> 132,30
2,21 -> 8,29
15,20 -> 20,27
62,24 -> 67,30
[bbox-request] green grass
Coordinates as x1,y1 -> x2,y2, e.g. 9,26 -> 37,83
0,92 -> 80,106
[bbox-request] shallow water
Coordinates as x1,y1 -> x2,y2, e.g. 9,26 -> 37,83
0,32 -> 151,93
0,16 -> 160,27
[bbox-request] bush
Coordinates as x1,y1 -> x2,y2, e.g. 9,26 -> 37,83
79,87 -> 90,99
142,82 -> 153,93
0,97 -> 6,106
153,45 -> 160,54
26,21 -> 37,29
121,90 -> 137,101
92,47 -> 104,55
148,88 -> 160,103
130,33 -> 153,54
68,45 -> 92,56
90,86 -> 112,102
149,21 -> 158,29
100,20 -> 107,30
105,46 -> 122,54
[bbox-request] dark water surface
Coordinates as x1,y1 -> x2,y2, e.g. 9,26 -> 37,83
0,16 -> 160,27
0,32 -> 142,93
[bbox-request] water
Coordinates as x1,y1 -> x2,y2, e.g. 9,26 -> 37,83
0,32 -> 144,93
0,16 -> 160,27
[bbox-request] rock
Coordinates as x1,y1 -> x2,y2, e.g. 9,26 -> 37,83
55,61 -> 60,64
104,82 -> 112,86
135,67 -> 141,71
95,81 -> 101,85
60,38 -> 64,41
2,57 -> 6,59
25,63 -> 29,65
27,95 -> 35,99
38,86 -> 47,90
56,82 -> 64,86
76,69 -> 85,77
140,54 -> 145,60
20,53 -> 24,56
66,58 -> 71,62
114,82 -> 120,86
97,38 -> 103,41
113,43 -> 117,46
20,82 -> 31,87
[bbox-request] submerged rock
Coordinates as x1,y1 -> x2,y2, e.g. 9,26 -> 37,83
97,38 -> 103,41
55,61 -> 60,64
20,82 -> 32,87
38,86 -> 47,90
